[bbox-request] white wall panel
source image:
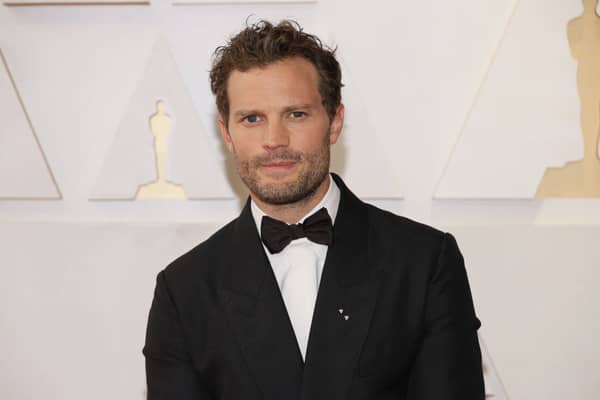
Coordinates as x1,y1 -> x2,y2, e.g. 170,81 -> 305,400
90,37 -> 235,200
0,222 -> 217,400
0,49 -> 60,199
436,0 -> 582,198
448,225 -> 600,399
330,50 -> 403,198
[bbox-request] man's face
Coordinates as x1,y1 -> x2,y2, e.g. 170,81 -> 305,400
218,57 -> 344,205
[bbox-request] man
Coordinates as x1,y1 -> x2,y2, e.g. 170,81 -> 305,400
143,20 -> 485,400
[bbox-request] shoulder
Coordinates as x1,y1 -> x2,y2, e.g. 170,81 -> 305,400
334,173 -> 447,248
160,218 -> 236,288
568,16 -> 581,28
366,202 -> 444,239
568,17 -> 582,36
362,202 -> 465,285
364,202 -> 452,255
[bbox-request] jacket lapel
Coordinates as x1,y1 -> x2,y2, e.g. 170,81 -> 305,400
220,200 -> 304,399
301,174 -> 382,400
220,174 -> 381,400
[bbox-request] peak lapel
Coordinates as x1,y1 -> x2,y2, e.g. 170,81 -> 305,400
220,199 -> 304,399
301,174 -> 383,400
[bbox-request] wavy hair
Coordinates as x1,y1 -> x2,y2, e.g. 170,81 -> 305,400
210,20 -> 343,123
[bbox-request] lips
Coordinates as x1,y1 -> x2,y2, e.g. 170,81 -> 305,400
262,161 -> 296,168
261,157 -> 298,166
259,160 -> 299,174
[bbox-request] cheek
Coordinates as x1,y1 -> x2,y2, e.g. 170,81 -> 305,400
229,136 -> 257,160
298,127 -> 330,151
290,119 -> 329,144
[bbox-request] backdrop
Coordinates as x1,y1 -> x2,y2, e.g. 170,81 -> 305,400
1,1 -> 599,399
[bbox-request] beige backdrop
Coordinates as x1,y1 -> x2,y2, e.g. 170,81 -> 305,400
1,1 -> 599,399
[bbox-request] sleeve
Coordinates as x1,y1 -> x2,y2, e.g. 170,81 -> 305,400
143,270 -> 214,400
406,233 -> 485,400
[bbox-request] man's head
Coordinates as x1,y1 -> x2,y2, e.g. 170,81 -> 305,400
210,20 -> 344,207
210,20 -> 342,125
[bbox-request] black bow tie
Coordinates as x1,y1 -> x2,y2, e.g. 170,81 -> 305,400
260,207 -> 333,254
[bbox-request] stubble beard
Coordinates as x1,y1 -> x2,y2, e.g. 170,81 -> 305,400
235,134 -> 330,206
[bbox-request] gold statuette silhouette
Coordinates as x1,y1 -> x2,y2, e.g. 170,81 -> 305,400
537,0 -> 600,197
136,100 -> 187,199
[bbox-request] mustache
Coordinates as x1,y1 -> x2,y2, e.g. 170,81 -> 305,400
251,149 -> 303,166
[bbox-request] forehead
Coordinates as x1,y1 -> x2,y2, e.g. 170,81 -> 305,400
226,57 -> 322,110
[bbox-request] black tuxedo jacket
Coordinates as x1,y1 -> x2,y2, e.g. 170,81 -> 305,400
143,174 -> 485,400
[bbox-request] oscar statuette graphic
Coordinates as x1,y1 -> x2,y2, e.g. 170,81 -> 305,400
90,37 -> 234,201
135,100 -> 187,199
537,0 -> 600,197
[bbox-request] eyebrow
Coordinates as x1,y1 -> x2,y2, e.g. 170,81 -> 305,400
232,104 -> 315,118
233,109 -> 260,118
281,104 -> 314,113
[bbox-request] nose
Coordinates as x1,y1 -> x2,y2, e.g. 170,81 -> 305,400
262,119 -> 290,150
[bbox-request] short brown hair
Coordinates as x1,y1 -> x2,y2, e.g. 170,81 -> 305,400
209,20 -> 343,123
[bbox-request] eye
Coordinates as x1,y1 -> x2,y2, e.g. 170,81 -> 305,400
241,114 -> 263,124
289,111 -> 307,119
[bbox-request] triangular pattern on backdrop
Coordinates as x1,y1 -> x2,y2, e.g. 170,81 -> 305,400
329,47 -> 403,199
480,336 -> 509,399
0,48 -> 61,199
90,36 -> 235,200
435,0 -> 582,198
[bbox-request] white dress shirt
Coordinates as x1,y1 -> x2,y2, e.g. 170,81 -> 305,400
250,174 -> 341,360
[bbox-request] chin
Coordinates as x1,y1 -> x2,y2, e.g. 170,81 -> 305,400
258,169 -> 299,182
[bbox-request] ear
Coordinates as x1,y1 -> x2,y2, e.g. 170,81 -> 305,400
217,115 -> 235,153
328,104 -> 344,145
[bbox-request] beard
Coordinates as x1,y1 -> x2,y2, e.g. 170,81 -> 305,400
235,133 -> 330,206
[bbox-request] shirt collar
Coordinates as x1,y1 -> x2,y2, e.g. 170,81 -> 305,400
250,173 -> 341,233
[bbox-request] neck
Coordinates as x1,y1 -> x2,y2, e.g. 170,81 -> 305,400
252,175 -> 331,225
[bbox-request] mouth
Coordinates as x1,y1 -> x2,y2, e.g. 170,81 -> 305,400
260,160 -> 298,172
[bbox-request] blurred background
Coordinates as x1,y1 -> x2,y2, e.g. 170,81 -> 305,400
1,0 -> 599,398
